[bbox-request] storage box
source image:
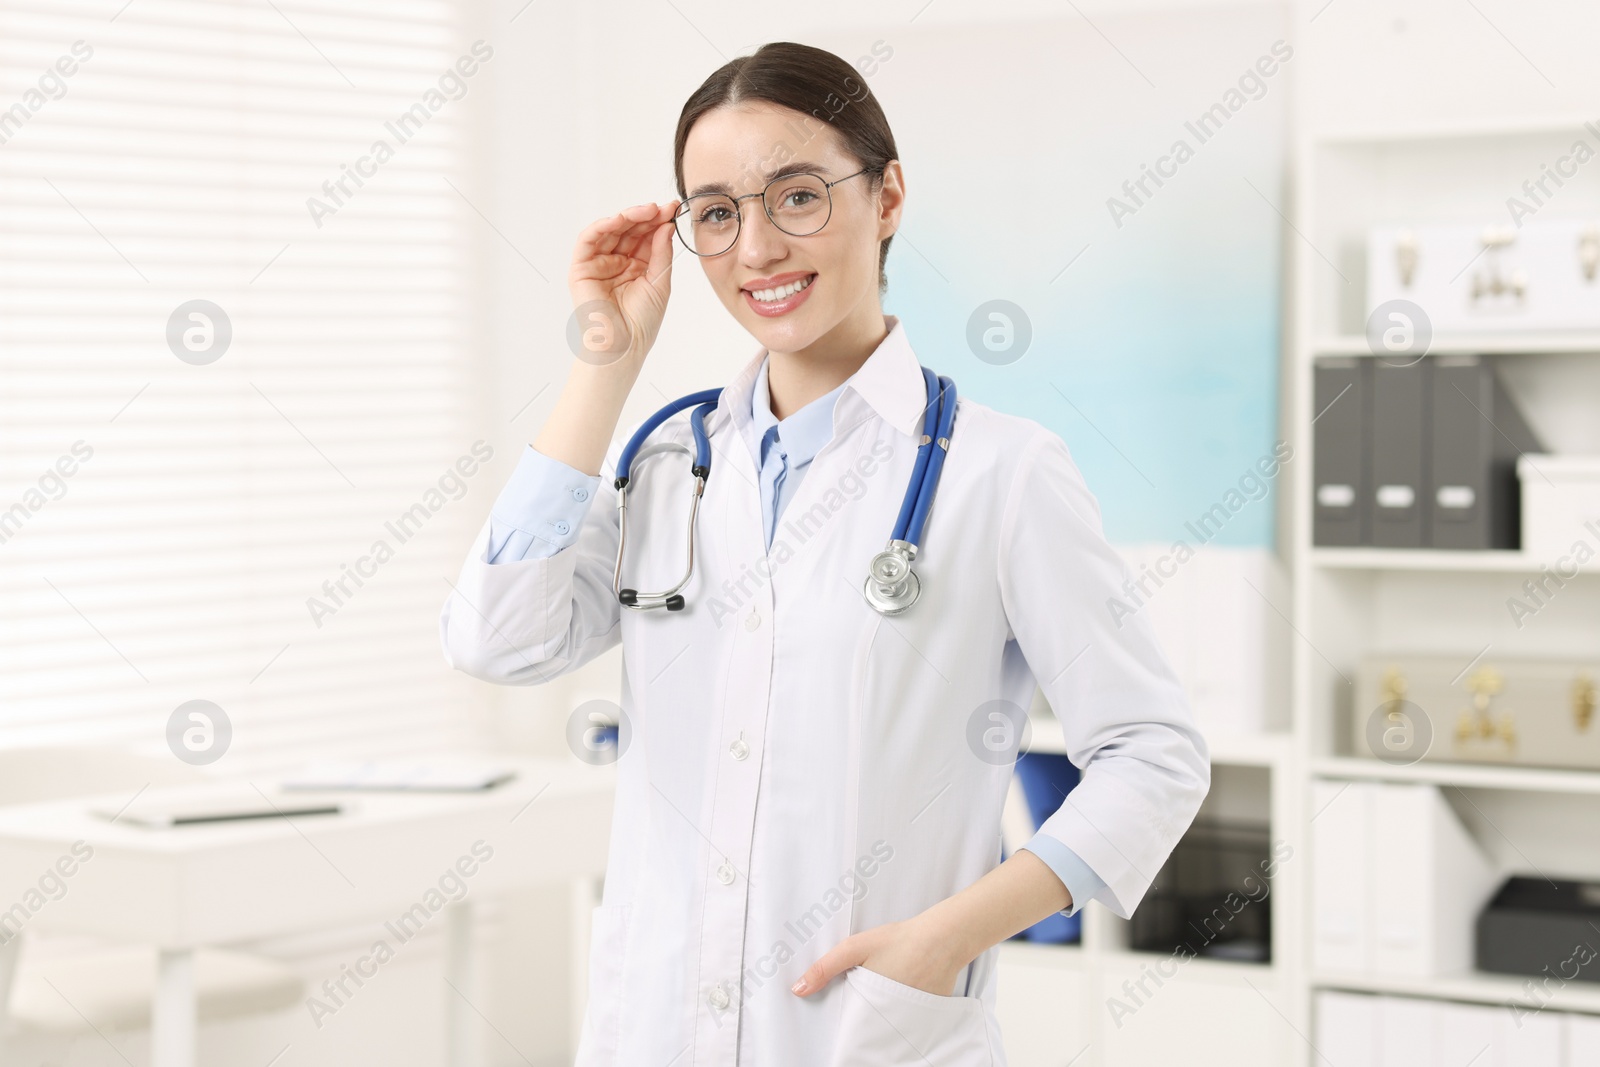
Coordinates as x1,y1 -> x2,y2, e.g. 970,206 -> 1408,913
1477,876 -> 1600,985
1519,453 -> 1600,560
1354,654 -> 1600,771
1368,219 -> 1600,333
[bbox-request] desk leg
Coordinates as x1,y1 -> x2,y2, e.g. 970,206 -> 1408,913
152,948 -> 196,1067
570,875 -> 601,1054
445,902 -> 481,1067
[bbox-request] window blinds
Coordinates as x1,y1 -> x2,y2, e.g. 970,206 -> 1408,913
0,0 -> 494,769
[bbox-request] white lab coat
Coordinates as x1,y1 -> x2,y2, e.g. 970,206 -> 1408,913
440,316 -> 1210,1066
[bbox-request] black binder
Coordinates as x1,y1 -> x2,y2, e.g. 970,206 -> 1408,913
1370,358 -> 1429,548
1429,355 -> 1543,550
1312,358 -> 1369,546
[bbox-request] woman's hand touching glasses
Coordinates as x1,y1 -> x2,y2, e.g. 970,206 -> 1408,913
567,200 -> 681,370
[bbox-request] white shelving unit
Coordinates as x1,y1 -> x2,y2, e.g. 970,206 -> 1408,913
1287,117 -> 1600,1066
1313,333 -> 1600,357
1002,118 -> 1600,1067
1313,968 -> 1600,1017
1312,546 -> 1600,573
995,715 -> 1296,1067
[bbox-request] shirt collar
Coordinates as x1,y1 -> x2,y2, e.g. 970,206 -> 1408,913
713,314 -> 929,445
750,357 -> 846,468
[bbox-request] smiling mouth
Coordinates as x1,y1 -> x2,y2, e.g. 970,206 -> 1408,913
745,274 -> 816,304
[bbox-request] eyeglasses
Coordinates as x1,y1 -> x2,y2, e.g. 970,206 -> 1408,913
673,167 -> 881,257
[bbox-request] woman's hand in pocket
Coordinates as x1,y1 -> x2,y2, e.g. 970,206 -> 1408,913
791,916 -> 965,999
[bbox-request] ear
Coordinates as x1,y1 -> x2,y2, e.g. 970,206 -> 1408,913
875,159 -> 905,242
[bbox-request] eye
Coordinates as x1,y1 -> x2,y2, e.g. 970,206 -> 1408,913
777,188 -> 819,209
696,203 -> 733,224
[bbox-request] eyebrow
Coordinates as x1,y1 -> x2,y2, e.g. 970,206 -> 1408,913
688,160 -> 834,198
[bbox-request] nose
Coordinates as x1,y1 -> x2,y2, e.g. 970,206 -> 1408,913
736,201 -> 789,267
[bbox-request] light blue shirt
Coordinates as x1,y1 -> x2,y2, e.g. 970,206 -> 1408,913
481,359 -> 1106,917
749,358 -> 847,550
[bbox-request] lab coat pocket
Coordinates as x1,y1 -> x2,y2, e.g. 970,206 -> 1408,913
829,964 -> 995,1067
575,902 -> 632,1067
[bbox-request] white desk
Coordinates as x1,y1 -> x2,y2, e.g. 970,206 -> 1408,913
0,753 -> 614,1067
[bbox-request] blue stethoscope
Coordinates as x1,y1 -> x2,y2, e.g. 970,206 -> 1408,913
611,368 -> 957,616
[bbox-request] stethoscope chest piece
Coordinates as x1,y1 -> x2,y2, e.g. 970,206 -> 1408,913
863,540 -> 921,615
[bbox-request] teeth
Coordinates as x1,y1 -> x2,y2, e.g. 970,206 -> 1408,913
750,275 -> 813,303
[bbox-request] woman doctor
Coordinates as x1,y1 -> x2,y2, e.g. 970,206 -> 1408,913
441,41 -> 1209,1067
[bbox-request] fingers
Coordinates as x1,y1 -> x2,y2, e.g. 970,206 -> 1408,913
643,213 -> 677,290
627,201 -> 679,262
792,937 -> 866,997
574,200 -> 679,262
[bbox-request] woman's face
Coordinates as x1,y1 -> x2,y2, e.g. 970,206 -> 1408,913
680,102 -> 903,354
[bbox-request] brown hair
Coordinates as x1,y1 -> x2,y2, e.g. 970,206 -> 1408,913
673,42 -> 898,294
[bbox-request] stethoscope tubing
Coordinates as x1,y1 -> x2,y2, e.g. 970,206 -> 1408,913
894,370 -> 956,550
615,387 -> 721,486
612,368 -> 955,614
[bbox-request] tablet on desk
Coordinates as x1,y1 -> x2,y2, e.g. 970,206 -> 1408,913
280,760 -> 516,793
93,785 -> 342,829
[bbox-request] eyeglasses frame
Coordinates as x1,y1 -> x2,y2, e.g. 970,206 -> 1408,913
673,166 -> 883,257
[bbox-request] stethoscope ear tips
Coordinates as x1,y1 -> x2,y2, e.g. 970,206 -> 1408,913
616,588 -> 686,610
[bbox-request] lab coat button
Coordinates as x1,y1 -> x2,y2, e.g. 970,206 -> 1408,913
743,612 -> 761,631
571,487 -> 589,502
728,738 -> 749,761
708,984 -> 730,1010
716,861 -> 735,885
554,521 -> 570,535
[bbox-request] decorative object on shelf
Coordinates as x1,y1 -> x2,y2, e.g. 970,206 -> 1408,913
1355,655 -> 1600,770
1455,665 -> 1516,752
1313,355 -> 1544,549
1368,218 -> 1600,333
1127,820 -> 1273,963
1519,453 -> 1600,559
1310,781 -> 1497,977
1477,876 -> 1600,985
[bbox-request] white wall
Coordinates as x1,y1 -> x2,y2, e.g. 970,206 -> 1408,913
1296,0 -> 1600,135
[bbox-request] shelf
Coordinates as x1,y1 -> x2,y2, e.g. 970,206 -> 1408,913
1311,334 -> 1600,357
1310,547 -> 1597,573
1313,756 -> 1600,796
1314,968 -> 1600,1016
1311,116 -> 1600,146
997,941 -> 1278,983
1026,718 -> 1288,769
1203,731 -> 1292,769
1100,947 -> 1278,979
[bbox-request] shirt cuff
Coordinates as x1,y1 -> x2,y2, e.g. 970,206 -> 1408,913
486,445 -> 601,564
1019,832 -> 1107,918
